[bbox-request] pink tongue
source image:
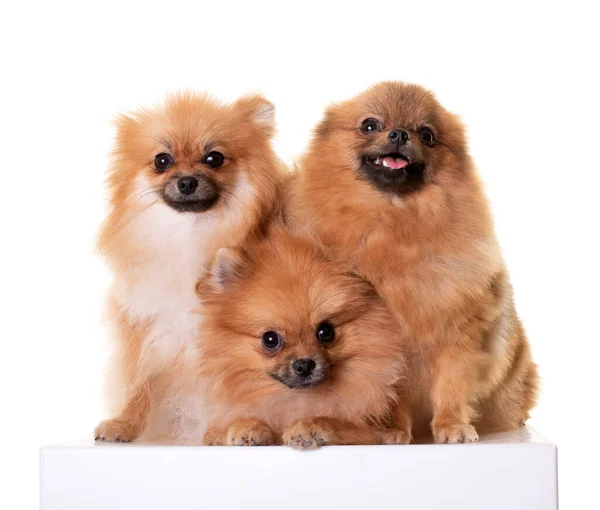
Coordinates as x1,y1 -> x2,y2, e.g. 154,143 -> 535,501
382,157 -> 408,170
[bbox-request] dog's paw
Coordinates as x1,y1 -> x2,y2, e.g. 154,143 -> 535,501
432,422 -> 478,444
380,428 -> 412,445
282,419 -> 329,450
94,418 -> 140,443
203,428 -> 225,446
226,419 -> 274,446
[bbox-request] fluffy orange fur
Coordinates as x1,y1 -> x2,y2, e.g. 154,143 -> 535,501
94,92 -> 285,442
286,82 -> 538,443
197,227 -> 409,448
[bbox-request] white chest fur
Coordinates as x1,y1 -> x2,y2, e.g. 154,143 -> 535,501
114,200 -> 215,368
112,173 -> 258,369
107,174 -> 256,440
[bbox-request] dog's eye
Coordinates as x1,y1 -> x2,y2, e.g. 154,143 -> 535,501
203,151 -> 225,169
360,118 -> 381,134
154,153 -> 173,172
418,127 -> 436,145
316,322 -> 335,344
262,331 -> 283,352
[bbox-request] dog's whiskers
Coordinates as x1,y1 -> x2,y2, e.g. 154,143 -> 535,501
131,186 -> 162,205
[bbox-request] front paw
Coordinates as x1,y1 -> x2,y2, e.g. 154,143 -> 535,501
432,422 -> 478,444
203,428 -> 225,446
283,419 -> 329,450
94,418 -> 141,443
380,428 -> 412,445
226,419 -> 274,446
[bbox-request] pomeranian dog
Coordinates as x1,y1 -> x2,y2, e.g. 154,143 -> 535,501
197,227 -> 409,448
286,82 -> 539,443
94,92 -> 285,442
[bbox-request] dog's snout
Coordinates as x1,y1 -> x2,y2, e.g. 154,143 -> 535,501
292,358 -> 316,377
389,129 -> 410,144
272,357 -> 329,388
177,176 -> 199,195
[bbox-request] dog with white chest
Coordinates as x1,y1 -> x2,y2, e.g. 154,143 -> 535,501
94,92 -> 284,443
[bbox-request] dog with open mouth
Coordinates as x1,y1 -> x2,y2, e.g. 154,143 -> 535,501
286,82 -> 539,443
94,92 -> 285,443
359,119 -> 428,196
198,227 -> 409,449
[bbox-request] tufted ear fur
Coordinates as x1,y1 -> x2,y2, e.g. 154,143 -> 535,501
314,103 -> 342,138
206,247 -> 248,292
233,94 -> 276,138
111,112 -> 142,146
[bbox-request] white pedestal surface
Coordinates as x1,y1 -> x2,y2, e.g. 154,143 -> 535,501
40,427 -> 557,510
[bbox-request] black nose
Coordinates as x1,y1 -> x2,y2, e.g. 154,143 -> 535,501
177,176 -> 198,195
292,358 -> 316,377
389,129 -> 410,144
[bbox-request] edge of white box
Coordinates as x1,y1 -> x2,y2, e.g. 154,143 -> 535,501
40,427 -> 558,510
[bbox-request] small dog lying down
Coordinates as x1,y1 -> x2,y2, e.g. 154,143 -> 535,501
197,227 -> 410,448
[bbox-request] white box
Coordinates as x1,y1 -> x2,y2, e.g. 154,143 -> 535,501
40,427 -> 557,510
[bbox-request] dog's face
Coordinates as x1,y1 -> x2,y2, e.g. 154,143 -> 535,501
315,82 -> 468,196
263,320 -> 334,389
197,229 -> 401,401
112,93 -> 275,213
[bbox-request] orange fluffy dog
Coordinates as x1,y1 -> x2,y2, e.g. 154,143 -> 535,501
286,82 -> 538,443
197,228 -> 408,448
94,92 -> 284,442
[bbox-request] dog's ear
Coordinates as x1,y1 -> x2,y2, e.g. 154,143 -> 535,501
206,247 -> 248,293
233,94 -> 276,138
112,113 -> 141,144
113,113 -> 137,130
341,270 -> 380,298
314,104 -> 340,138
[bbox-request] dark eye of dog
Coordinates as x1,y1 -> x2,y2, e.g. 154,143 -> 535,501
154,153 -> 173,172
316,322 -> 335,344
418,127 -> 436,145
262,331 -> 283,352
360,118 -> 380,134
203,151 -> 225,169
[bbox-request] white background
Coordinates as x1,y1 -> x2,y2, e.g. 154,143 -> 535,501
1,1 -> 598,508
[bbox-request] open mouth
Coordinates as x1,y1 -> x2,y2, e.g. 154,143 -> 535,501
359,152 -> 426,195
364,153 -> 410,171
